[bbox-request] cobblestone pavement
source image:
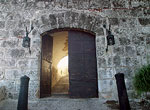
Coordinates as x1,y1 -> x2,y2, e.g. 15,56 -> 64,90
0,98 -> 113,110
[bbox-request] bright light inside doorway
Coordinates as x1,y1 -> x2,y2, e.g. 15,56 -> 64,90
57,56 -> 68,68
57,56 -> 68,76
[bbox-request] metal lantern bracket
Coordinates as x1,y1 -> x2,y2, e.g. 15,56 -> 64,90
22,24 -> 34,54
103,24 -> 115,52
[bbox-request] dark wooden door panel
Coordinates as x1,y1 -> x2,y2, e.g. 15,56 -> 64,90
40,35 -> 53,98
68,31 -> 98,98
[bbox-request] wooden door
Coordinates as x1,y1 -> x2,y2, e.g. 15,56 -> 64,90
68,31 -> 98,98
40,34 -> 53,98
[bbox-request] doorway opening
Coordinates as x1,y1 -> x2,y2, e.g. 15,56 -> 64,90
50,31 -> 69,95
40,29 -> 98,98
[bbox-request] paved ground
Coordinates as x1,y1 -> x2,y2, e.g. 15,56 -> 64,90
0,98 -> 115,110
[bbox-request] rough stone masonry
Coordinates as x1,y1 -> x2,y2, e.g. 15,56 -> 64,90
0,0 -> 150,101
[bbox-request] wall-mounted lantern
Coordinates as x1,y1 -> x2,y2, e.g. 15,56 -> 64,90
103,24 -> 115,52
22,24 -> 34,54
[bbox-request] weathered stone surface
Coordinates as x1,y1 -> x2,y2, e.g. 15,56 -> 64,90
99,79 -> 114,92
9,49 -> 25,58
57,13 -> 65,28
112,0 -> 127,8
0,70 -> 4,80
49,14 -> 57,28
113,46 -> 125,56
13,29 -> 25,37
136,46 -> 146,56
1,39 -> 19,48
119,18 -> 137,28
0,30 -> 9,38
119,37 -> 131,45
109,18 -> 119,25
98,68 -> 114,79
146,35 -> 150,45
0,59 -> 15,67
5,69 -> 21,80
0,86 -> 6,102
98,57 -> 106,68
138,18 -> 150,26
132,35 -> 146,46
113,56 -> 121,66
0,21 -> 5,28
0,0 -> 149,101
6,20 -> 17,29
125,46 -> 136,57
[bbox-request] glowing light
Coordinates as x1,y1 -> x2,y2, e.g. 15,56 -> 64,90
57,56 -> 68,68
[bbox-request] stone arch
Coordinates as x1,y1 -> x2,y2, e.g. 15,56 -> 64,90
38,11 -> 105,36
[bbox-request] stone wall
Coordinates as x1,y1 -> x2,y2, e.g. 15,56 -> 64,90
0,86 -> 6,102
0,0 -> 149,100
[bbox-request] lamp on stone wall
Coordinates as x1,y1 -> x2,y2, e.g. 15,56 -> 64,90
22,23 -> 34,54
103,24 -> 115,52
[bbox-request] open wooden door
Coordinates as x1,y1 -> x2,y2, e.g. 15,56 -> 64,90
40,34 -> 53,98
68,31 -> 98,98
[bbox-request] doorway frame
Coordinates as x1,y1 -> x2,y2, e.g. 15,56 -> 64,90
40,28 -> 98,98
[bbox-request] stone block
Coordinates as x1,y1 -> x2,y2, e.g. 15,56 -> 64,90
98,79 -> 114,93
0,48 -> 4,58
84,15 -> 95,31
115,67 -> 134,79
16,59 -> 30,68
106,57 -> 113,67
5,49 -> 25,58
136,46 -> 146,56
132,35 -> 146,46
112,0 -> 127,8
0,30 -> 9,38
141,27 -> 150,34
113,56 -> 121,66
18,19 -> 30,28
96,46 -> 105,57
5,69 -> 21,80
57,13 -> 65,28
13,29 -> 25,37
119,37 -> 131,45
0,59 -> 16,67
78,13 -> 87,29
120,57 -> 126,66
109,18 -> 119,25
41,15 -> 50,25
98,57 -> 106,68
98,68 -> 114,79
0,86 -> 6,102
49,14 -> 57,28
119,18 -> 137,28
125,46 -> 136,57
24,70 -> 38,81
143,8 -> 150,16
130,8 -> 144,17
138,18 -> 150,26
36,1 -> 45,8
146,35 -> 150,45
113,46 -> 125,56
99,92 -> 113,99
95,28 -> 104,36
6,20 -> 17,29
1,39 -> 19,48
0,21 -> 5,28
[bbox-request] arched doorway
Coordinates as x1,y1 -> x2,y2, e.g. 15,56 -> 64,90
40,29 -> 98,98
